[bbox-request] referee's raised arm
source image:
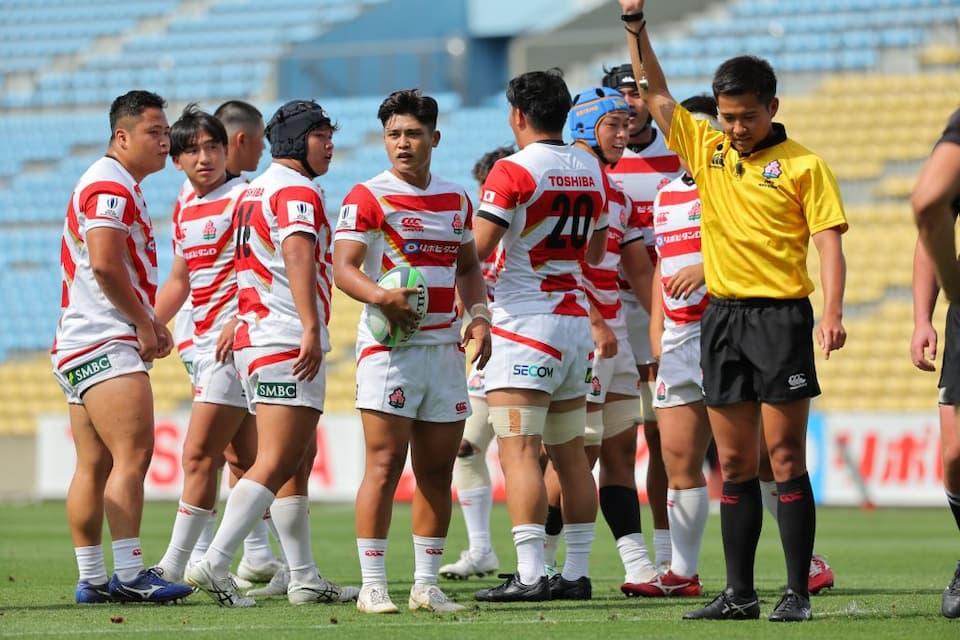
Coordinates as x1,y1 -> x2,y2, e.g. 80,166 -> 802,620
618,0 -> 675,140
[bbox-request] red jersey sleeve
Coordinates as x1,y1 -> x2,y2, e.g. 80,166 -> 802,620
335,183 -> 383,244
271,185 -> 324,242
477,159 -> 537,227
79,181 -> 136,233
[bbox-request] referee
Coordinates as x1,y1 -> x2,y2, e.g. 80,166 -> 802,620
617,0 -> 848,622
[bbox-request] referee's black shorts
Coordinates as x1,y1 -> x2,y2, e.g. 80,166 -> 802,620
700,297 -> 820,406
939,302 -> 960,405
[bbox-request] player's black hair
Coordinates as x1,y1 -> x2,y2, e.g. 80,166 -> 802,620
213,100 -> 263,135
377,89 -> 439,130
108,90 -> 166,138
711,55 -> 777,105
170,103 -> 228,159
472,145 -> 515,184
506,68 -> 572,134
680,95 -> 718,118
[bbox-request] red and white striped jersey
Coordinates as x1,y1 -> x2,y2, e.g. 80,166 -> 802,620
605,132 -> 683,302
54,156 -> 158,355
653,174 -> 708,349
478,142 -> 607,318
581,180 -> 645,338
336,170 -> 474,346
233,163 -> 332,352
173,176 -> 246,354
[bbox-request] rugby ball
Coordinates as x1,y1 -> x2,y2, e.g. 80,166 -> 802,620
365,266 -> 429,346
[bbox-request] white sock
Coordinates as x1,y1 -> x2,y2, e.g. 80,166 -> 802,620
653,529 -> 672,567
270,495 -> 316,585
75,544 -> 108,584
357,538 -> 388,586
544,533 -> 561,567
513,524 -> 545,585
667,487 -> 709,577
617,533 -> 656,582
265,512 -> 287,563
112,537 -> 144,583
458,486 -> 493,556
413,535 -> 445,586
760,479 -> 779,521
190,507 -> 217,564
242,514 -> 276,566
561,522 -> 594,581
205,479 -> 275,577
158,501 -> 213,580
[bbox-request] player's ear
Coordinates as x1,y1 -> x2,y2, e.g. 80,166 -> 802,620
432,129 -> 440,148
171,155 -> 183,171
114,127 -> 128,149
235,131 -> 245,148
767,96 -> 779,119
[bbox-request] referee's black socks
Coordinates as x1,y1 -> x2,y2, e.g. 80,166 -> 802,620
720,478 -> 762,597
776,472 -> 816,597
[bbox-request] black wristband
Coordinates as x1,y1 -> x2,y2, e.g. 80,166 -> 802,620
621,11 -> 644,22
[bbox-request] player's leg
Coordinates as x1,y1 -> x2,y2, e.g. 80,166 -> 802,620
543,458 -> 564,575
355,409 -> 413,612
66,403 -> 113,603
408,417 -> 467,612
640,365 -> 670,572
942,403 -> 960,618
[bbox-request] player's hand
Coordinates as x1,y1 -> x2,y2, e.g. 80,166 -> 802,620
293,327 -> 323,382
155,320 -> 173,359
666,264 -> 705,300
461,317 -> 492,370
216,318 -> 239,363
136,319 -> 159,362
911,322 -> 938,372
619,0 -> 645,13
815,313 -> 846,360
591,320 -> 618,358
378,287 -> 421,334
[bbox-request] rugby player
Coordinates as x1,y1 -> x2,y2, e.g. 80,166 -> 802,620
911,106 -> 960,619
618,0 -> 848,621
440,145 -> 515,581
186,100 -> 355,607
334,89 -> 491,613
53,90 -> 192,604
542,87 -> 658,593
471,69 -> 609,602
602,62 -> 683,570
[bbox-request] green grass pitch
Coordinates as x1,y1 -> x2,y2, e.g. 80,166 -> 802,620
0,502 -> 957,638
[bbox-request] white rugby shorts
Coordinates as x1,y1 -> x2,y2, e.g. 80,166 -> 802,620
192,351 -> 247,409
587,337 -> 642,404
653,335 -> 704,409
355,342 -> 471,423
484,314 -> 593,401
623,297 -> 656,366
52,340 -> 149,404
234,346 -> 326,414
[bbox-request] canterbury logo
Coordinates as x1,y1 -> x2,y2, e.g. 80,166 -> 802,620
779,491 -> 805,503
720,494 -> 739,505
132,548 -> 143,557
364,550 -> 385,557
177,507 -> 194,516
425,548 -> 444,556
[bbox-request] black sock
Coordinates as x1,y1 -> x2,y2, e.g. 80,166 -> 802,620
776,472 -> 816,597
947,491 -> 960,533
599,485 -> 642,539
721,478 -> 762,598
545,504 -> 563,536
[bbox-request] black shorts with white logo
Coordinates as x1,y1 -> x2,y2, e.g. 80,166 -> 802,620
939,303 -> 960,405
700,297 -> 820,406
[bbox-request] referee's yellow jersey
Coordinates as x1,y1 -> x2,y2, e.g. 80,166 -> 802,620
667,105 -> 848,300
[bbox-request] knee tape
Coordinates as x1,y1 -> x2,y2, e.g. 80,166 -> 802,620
584,407 -> 604,447
543,406 -> 587,446
602,399 -> 640,441
638,381 -> 657,423
490,405 -> 549,439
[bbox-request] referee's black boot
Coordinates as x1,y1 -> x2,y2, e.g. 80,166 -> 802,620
548,574 -> 592,600
474,573 -> 550,602
682,588 -> 760,620
942,561 -> 960,618
768,588 -> 812,622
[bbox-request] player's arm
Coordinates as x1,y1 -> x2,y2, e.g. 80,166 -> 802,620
455,239 -> 492,369
648,260 -> 664,362
588,299 -> 617,358
620,239 -> 653,313
87,227 -> 168,361
154,255 -> 190,325
911,238 -> 940,372
331,239 -> 419,332
913,138 -> 960,301
619,0 -> 676,140
472,216 -> 508,269
812,228 -> 847,359
282,231 -> 322,380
